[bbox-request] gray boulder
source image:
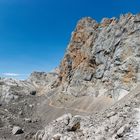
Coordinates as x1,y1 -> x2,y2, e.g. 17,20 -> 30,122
12,126 -> 24,135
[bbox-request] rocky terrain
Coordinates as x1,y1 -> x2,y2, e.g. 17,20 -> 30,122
34,85 -> 140,140
1,13 -> 140,140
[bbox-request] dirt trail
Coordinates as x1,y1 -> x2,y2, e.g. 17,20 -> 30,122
48,98 -> 89,113
33,83 -> 90,113
48,96 -> 113,114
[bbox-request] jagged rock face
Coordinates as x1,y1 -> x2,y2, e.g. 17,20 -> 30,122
54,13 -> 140,99
54,17 -> 98,91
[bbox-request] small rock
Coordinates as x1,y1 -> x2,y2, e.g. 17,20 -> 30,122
67,116 -> 81,131
24,118 -> 32,123
117,124 -> 130,137
107,111 -> 117,118
30,90 -> 36,96
12,126 -> 24,135
52,133 -> 62,140
18,111 -> 23,115
29,104 -> 34,108
32,119 -> 38,123
8,125 -> 13,128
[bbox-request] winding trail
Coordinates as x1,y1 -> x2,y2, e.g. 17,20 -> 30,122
33,83 -> 90,114
48,98 -> 89,113
34,84 -> 113,117
47,95 -> 113,114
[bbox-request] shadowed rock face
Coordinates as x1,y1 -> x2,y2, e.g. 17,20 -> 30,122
53,13 -> 140,100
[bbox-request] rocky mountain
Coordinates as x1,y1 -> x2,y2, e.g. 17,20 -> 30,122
1,13 -> 140,140
53,13 -> 140,100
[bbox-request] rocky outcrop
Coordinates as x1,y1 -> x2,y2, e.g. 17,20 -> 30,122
0,71 -> 59,104
28,71 -> 58,95
28,71 -> 58,87
53,13 -> 140,100
0,77 -> 35,104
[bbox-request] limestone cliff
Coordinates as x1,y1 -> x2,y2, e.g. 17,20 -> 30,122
53,13 -> 140,100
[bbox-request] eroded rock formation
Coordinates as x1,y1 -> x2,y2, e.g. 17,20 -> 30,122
53,13 -> 140,100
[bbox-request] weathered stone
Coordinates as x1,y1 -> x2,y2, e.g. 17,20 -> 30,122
52,133 -> 62,140
24,118 -> 32,123
107,111 -> 117,118
67,116 -> 81,131
12,126 -> 24,135
117,124 -> 130,137
95,65 -> 105,79
56,113 -> 72,125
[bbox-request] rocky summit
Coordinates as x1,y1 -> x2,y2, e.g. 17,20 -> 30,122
1,13 -> 140,140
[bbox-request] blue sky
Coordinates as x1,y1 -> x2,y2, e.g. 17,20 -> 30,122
0,0 -> 140,79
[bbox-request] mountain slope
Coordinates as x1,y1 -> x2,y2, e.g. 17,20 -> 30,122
34,85 -> 140,140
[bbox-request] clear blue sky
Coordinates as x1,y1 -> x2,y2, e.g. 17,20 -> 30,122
0,0 -> 140,79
